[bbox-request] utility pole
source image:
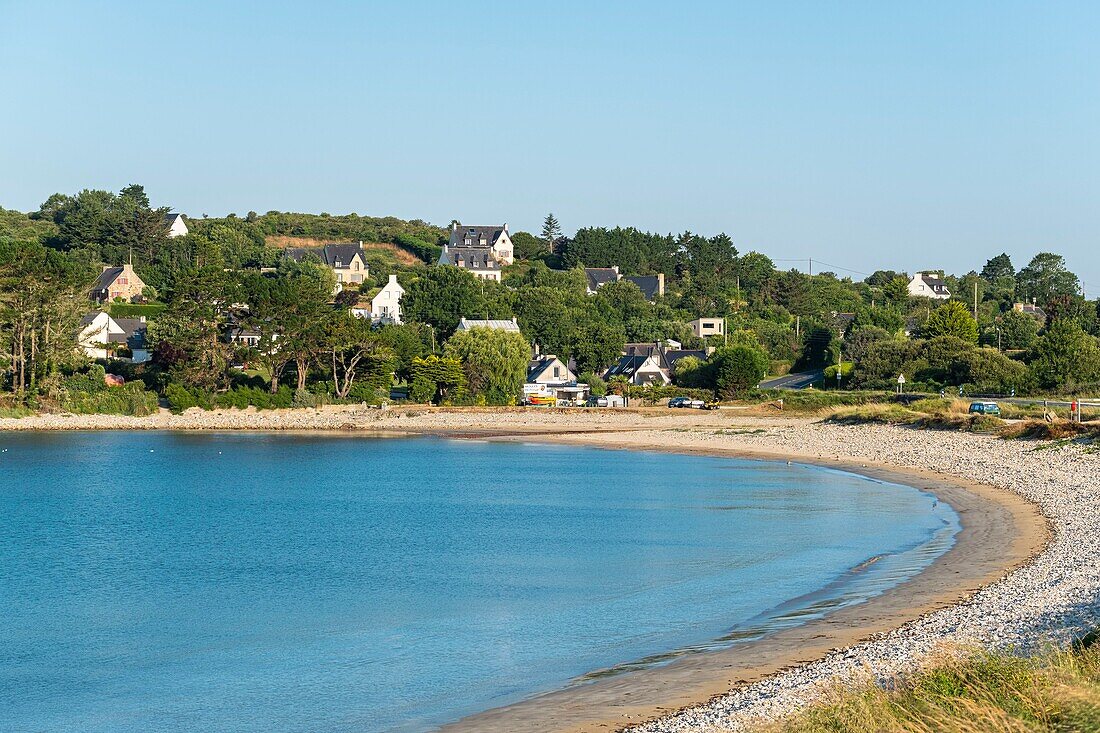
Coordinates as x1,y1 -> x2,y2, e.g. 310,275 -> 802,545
795,315 -> 800,341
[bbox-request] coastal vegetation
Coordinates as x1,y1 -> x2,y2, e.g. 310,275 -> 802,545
769,640 -> 1100,733
2,186 -> 1100,415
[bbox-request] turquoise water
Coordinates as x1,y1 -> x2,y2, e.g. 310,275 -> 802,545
0,433 -> 957,733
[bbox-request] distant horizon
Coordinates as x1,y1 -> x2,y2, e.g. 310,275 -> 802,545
3,2 -> 1099,290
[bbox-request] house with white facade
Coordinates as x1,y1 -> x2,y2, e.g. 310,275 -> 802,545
438,223 -> 514,281
78,312 -> 150,363
369,275 -> 404,324
689,317 -> 725,340
907,272 -> 951,300
164,213 -> 189,238
604,354 -> 671,386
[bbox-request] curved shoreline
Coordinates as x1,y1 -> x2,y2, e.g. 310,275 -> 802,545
434,436 -> 1047,733
0,408 -> 1075,733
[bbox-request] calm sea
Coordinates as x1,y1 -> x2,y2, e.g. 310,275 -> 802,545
0,433 -> 957,732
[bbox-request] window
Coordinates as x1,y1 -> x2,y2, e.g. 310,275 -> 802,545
118,278 -> 128,285
553,367 -> 560,378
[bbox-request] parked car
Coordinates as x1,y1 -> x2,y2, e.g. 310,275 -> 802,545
968,401 -> 1001,416
586,396 -> 609,408
669,397 -> 706,409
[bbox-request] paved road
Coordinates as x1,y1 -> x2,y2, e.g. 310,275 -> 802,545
758,369 -> 824,390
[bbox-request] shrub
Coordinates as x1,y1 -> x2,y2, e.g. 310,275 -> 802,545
712,345 -> 770,399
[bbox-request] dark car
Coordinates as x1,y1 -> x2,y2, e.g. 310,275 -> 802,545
968,401 -> 1001,416
668,397 -> 691,408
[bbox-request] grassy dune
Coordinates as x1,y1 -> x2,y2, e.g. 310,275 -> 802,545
766,640 -> 1100,733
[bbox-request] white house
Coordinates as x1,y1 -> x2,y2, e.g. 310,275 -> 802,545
907,272 -> 951,300
370,275 -> 404,325
604,354 -> 670,386
527,354 -> 575,385
78,312 -> 151,363
689,317 -> 725,339
438,223 -> 514,281
164,213 -> 189,238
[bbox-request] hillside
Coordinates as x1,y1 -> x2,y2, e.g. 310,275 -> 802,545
266,235 -> 423,266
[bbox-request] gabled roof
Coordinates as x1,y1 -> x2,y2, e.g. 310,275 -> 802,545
285,243 -> 365,268
624,275 -> 662,301
93,267 -> 125,291
163,213 -> 185,223
914,272 -> 948,291
584,267 -> 620,291
663,349 -> 707,371
604,354 -> 664,379
450,225 -> 507,248
527,355 -> 571,382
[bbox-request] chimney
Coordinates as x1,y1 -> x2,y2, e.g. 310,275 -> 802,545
611,265 -> 619,275
656,273 -> 665,296
451,222 -> 458,232
358,240 -> 363,247
503,222 -> 508,231
102,265 -> 111,272
388,274 -> 399,285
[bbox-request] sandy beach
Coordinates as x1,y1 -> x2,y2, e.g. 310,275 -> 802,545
3,406 -> 1094,733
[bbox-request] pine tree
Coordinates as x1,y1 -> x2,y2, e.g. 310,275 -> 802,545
541,213 -> 562,252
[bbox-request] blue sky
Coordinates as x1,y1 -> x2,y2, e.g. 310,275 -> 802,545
2,2 -> 1098,290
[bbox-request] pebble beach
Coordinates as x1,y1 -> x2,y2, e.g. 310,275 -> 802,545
2,405 -> 1096,732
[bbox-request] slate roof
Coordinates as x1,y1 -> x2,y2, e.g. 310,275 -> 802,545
163,213 -> 185,223
450,247 -> 500,270
109,318 -> 148,348
584,267 -> 620,292
604,354 -> 659,380
663,349 -> 707,371
624,275 -> 662,301
527,355 -> 572,383
93,267 -> 125,291
450,226 -> 506,248
285,243 -> 365,268
918,273 -> 949,293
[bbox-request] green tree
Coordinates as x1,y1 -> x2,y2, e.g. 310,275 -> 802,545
711,345 -> 769,398
147,266 -> 236,391
510,231 -> 545,261
442,327 -> 529,404
569,321 -> 626,375
237,270 -> 333,392
1029,318 -> 1100,391
321,314 -> 394,399
882,276 -> 911,305
408,355 -> 466,403
923,301 -> 978,343
513,286 -> 572,356
981,253 -> 1015,283
540,213 -> 562,253
1016,253 -> 1080,306
402,266 -> 512,339
996,309 -> 1040,350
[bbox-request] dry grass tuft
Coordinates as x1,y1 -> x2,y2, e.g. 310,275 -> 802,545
760,641 -> 1100,733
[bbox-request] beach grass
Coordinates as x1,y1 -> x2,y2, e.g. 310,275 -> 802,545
763,639 -> 1100,733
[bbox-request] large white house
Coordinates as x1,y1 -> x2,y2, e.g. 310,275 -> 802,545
907,272 -> 951,300
370,275 -> 404,325
439,223 -> 514,281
